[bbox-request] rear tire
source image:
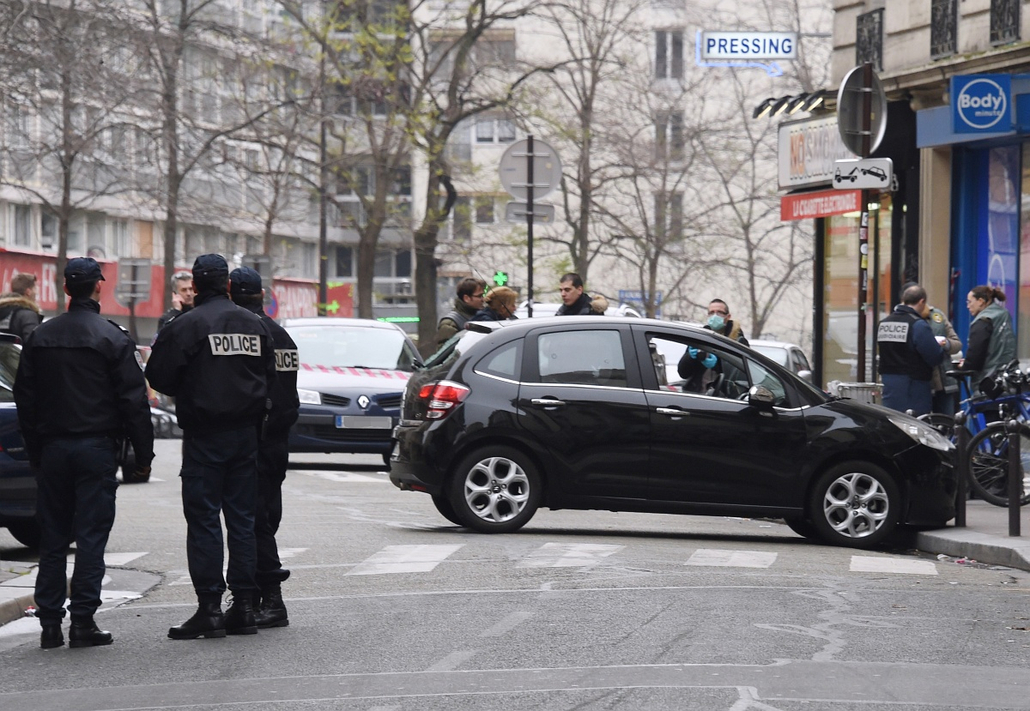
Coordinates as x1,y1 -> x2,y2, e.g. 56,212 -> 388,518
447,446 -> 541,533
966,423 -> 1030,507
808,461 -> 900,549
431,494 -> 464,526
783,517 -> 818,541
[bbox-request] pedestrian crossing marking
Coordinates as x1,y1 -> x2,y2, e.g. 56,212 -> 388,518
347,544 -> 463,575
685,549 -> 778,568
298,470 -> 385,483
516,543 -> 624,568
278,547 -> 308,560
850,556 -> 938,575
105,552 -> 148,567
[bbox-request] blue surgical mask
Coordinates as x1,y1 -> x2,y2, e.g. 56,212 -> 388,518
707,314 -> 726,331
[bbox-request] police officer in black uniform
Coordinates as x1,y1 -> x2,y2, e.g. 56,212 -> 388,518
877,283 -> 948,416
14,257 -> 154,649
146,254 -> 276,640
229,266 -> 299,628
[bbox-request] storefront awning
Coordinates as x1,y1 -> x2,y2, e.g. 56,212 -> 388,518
780,189 -> 861,221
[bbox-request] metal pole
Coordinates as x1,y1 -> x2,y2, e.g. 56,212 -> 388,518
954,410 -> 967,527
1007,419 -> 1022,536
317,41 -> 328,317
857,62 -> 872,383
527,134 -> 534,318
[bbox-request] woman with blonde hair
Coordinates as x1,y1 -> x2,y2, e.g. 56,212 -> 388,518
470,286 -> 518,322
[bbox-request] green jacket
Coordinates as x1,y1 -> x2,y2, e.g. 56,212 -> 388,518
970,301 -> 1016,387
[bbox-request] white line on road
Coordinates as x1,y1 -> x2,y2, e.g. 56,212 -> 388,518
425,649 -> 478,672
480,611 -> 534,637
516,542 -> 624,568
850,556 -> 938,575
298,470 -> 387,483
105,552 -> 148,567
347,544 -> 464,575
686,549 -> 778,568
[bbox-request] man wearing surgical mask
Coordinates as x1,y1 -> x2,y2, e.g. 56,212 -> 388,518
702,299 -> 749,346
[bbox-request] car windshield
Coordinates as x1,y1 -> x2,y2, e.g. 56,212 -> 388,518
752,345 -> 788,367
289,326 -> 413,371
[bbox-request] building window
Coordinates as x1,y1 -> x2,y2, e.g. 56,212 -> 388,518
655,30 -> 684,80
654,192 -> 683,241
656,111 -> 684,162
931,0 -> 957,59
856,9 -> 883,72
395,249 -> 411,278
475,116 -> 516,143
112,219 -> 129,257
452,196 -> 471,241
475,197 -> 495,223
991,0 -> 1020,45
336,245 -> 354,277
13,205 -> 31,247
40,210 -> 56,250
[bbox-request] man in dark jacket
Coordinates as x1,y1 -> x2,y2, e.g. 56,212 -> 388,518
676,299 -> 749,394
229,266 -> 299,629
0,273 -> 43,342
14,257 -> 154,649
435,277 -> 485,347
157,270 -> 195,331
556,273 -> 605,315
147,254 -> 276,640
878,283 -> 948,416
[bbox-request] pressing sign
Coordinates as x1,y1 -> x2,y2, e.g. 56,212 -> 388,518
209,333 -> 262,356
877,321 -> 909,343
275,348 -> 299,371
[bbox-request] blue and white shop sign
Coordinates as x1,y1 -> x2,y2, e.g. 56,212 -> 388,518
951,75 -> 1013,134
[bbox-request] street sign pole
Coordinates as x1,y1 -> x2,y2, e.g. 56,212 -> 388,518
857,62 -> 872,383
527,134 -> 535,318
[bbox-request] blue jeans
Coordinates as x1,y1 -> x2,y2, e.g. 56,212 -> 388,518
34,437 -> 118,624
180,427 -> 259,602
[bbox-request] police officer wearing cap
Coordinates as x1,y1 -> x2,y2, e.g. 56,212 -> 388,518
14,257 -> 155,649
146,254 -> 276,640
229,266 -> 299,629
877,283 -> 949,416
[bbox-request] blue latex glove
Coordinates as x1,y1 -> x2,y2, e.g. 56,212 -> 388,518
688,346 -> 699,360
702,353 -> 718,369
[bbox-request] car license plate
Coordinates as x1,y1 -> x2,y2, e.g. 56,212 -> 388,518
335,416 -> 392,430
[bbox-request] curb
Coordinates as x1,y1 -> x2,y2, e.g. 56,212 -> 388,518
0,592 -> 35,627
915,530 -> 1030,572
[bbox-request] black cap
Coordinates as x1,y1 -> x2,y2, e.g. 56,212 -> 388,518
229,266 -> 263,296
64,257 -> 106,284
192,253 -> 229,281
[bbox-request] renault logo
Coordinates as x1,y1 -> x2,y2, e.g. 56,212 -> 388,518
357,395 -> 370,409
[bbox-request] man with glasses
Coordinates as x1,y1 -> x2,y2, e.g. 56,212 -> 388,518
677,298 -> 749,394
435,277 -> 486,348
556,273 -> 606,316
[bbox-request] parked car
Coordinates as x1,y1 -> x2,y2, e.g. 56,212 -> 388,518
285,317 -> 423,465
390,317 -> 957,549
0,334 -> 37,548
748,339 -> 814,382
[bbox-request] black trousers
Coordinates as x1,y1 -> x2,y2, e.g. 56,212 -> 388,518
256,434 -> 290,589
180,427 -> 258,602
34,437 -> 118,624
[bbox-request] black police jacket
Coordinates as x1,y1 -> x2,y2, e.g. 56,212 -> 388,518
12,297 -> 155,467
146,291 -> 276,434
237,300 -> 300,438
877,304 -> 944,381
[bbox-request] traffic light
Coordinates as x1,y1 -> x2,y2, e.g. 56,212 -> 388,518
493,271 -> 509,286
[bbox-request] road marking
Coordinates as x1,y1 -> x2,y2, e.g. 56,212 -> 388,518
278,547 -> 308,559
480,611 -> 534,637
105,552 -> 148,567
685,549 -> 778,568
425,649 -> 478,672
850,556 -> 938,575
347,544 -> 464,575
299,470 -> 386,483
516,543 -> 623,568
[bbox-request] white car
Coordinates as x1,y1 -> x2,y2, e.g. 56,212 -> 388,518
513,300 -> 643,319
749,339 -> 814,382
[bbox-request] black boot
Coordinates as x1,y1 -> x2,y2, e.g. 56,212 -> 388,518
168,601 -> 226,640
224,595 -> 257,635
255,585 -> 289,629
69,620 -> 113,648
40,623 -> 64,649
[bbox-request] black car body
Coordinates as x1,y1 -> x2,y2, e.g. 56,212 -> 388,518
285,317 -> 422,464
390,317 -> 957,548
0,334 -> 37,548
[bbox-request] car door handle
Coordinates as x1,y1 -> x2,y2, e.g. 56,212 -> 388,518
531,398 -> 566,407
656,407 -> 689,417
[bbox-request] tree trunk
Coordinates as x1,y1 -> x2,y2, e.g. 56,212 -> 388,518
414,172 -> 443,356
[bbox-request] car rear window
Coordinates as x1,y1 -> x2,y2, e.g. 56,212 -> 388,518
536,330 -> 627,387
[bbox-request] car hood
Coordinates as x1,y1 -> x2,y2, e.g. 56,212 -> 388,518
297,365 -> 411,394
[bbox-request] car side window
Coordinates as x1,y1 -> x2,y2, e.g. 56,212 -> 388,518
794,349 -> 812,373
746,358 -> 788,406
476,341 -> 521,380
537,330 -> 627,387
650,334 -> 748,399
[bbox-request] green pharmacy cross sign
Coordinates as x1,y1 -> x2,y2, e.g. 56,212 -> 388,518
493,271 -> 509,287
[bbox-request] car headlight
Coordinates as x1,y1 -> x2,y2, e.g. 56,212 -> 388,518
887,414 -> 955,452
297,388 -> 321,405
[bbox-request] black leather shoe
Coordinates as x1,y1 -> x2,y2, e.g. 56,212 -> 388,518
224,596 -> 257,635
255,589 -> 289,629
40,624 -> 64,649
69,621 -> 113,648
168,602 -> 226,640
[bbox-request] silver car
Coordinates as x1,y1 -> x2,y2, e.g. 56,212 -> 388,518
749,339 -> 813,382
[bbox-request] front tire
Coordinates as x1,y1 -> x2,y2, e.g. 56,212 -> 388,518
808,461 -> 900,549
783,517 -> 819,541
447,446 -> 541,533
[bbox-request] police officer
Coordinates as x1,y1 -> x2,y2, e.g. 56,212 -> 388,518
877,283 -> 948,416
146,254 -> 276,640
14,257 -> 154,649
228,266 -> 299,628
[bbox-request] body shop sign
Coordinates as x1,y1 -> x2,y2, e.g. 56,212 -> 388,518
951,75 -> 1012,134
777,116 -> 853,189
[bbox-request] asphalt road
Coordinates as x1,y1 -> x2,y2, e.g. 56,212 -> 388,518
0,439 -> 1029,710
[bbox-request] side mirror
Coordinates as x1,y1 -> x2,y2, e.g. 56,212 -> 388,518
797,369 -> 813,383
411,357 -> 425,371
747,384 -> 776,409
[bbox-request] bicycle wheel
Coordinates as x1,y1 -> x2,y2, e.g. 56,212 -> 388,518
917,413 -> 957,441
965,423 -> 1030,507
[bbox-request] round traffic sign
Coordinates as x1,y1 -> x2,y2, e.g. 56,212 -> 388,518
836,65 -> 887,157
499,138 -> 562,201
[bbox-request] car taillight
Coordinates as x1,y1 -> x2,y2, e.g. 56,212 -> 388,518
418,380 -> 470,419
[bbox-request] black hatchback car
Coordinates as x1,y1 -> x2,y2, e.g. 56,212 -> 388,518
390,317 -> 957,549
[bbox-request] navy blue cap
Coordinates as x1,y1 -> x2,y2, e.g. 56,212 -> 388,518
229,266 -> 263,295
64,257 -> 105,284
192,253 -> 229,281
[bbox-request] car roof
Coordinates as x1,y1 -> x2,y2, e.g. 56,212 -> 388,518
284,317 -> 406,333
750,339 -> 803,350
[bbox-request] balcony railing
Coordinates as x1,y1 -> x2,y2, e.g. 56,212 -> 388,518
856,9 -> 884,72
931,0 -> 957,59
991,0 -> 1020,45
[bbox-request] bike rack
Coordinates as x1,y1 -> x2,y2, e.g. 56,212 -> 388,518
1006,419 -> 1022,537
954,410 -> 967,528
